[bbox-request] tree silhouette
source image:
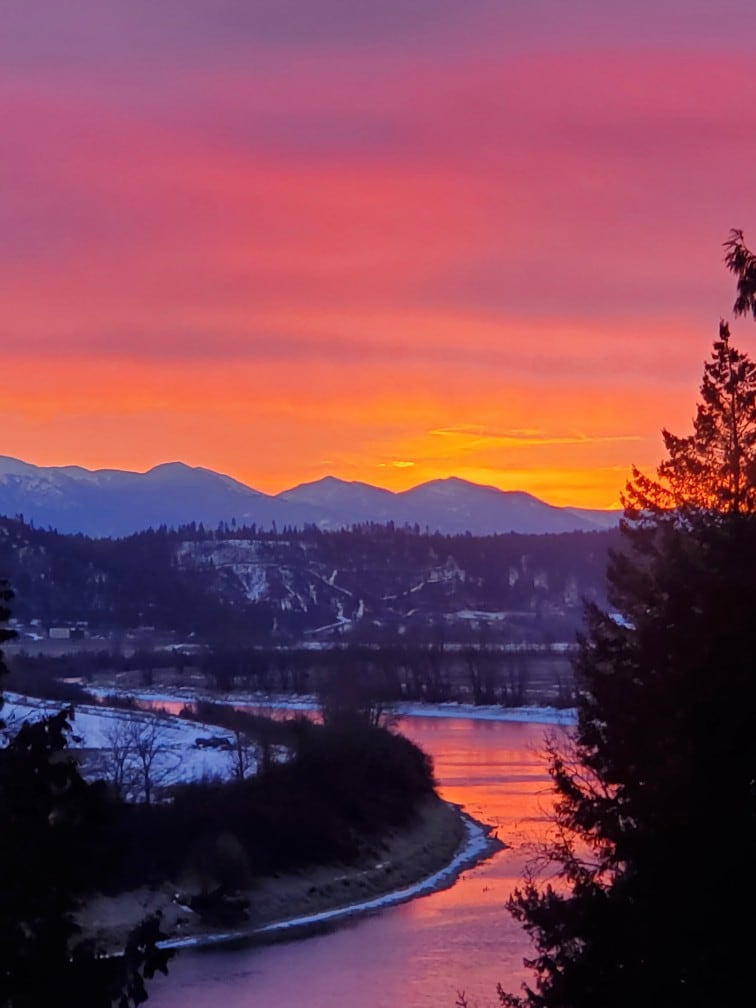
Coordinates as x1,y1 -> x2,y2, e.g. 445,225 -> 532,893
0,580 -> 15,724
626,321 -> 756,518
125,718 -> 178,806
501,253 -> 756,1007
0,591 -> 173,1006
724,228 -> 756,321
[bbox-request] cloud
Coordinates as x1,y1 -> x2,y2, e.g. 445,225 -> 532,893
4,2 -> 756,76
3,44 -> 751,344
429,426 -> 642,449
2,2 -> 754,506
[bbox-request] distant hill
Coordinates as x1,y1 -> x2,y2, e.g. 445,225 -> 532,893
0,515 -> 620,645
0,456 -> 620,538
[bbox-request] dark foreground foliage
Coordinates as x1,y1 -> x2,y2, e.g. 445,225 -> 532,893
502,516 -> 756,1008
0,575 -> 435,1004
501,253 -> 756,1007
108,718 -> 435,891
0,591 -> 173,1007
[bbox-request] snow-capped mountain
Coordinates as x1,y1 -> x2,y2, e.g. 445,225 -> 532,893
394,478 -> 609,535
0,456 -> 619,538
279,476 -> 400,527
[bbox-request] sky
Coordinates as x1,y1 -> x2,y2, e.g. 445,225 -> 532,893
3,1 -> 756,508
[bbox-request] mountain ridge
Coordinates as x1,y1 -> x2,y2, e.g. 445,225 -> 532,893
0,456 -> 620,538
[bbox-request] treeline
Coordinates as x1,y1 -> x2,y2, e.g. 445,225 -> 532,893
1,691 -> 436,998
117,719 -> 434,898
25,711 -> 436,905
7,638 -> 576,708
0,516 -> 255,636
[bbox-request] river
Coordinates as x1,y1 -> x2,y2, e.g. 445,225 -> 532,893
148,715 -> 560,1008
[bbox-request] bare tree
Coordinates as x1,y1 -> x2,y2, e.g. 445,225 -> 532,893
464,641 -> 500,705
101,718 -> 138,798
318,662 -> 399,731
125,718 -> 179,805
227,726 -> 259,782
501,654 -> 529,707
424,623 -> 449,702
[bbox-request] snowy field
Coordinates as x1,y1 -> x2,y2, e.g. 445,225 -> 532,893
1,692 -> 241,790
0,688 -> 545,950
1,688 -> 574,800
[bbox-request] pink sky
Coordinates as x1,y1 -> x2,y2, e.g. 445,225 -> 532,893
3,1 -> 756,506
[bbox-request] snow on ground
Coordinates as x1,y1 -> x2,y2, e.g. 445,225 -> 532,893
1,686 -> 573,803
1,692 -> 241,788
394,700 -> 576,725
84,686 -> 577,726
1,688 -> 539,949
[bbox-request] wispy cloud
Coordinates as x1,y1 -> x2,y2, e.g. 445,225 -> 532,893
429,426 -> 642,448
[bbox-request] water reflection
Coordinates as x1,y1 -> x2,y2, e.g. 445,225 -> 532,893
148,715 -> 559,1008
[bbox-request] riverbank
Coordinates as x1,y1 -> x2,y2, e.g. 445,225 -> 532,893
77,796 -> 501,953
85,684 -> 577,726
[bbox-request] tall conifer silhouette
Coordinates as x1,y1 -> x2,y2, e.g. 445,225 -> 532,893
500,240 -> 756,1008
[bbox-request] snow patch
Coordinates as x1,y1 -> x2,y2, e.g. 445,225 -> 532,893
1,693 -> 242,787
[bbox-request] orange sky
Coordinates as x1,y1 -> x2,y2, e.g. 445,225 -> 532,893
3,2 -> 756,508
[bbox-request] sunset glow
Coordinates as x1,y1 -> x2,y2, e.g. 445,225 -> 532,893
4,2 -> 756,507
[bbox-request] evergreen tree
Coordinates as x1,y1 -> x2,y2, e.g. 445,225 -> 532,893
0,589 -> 172,1007
724,228 -> 756,321
502,280 -> 756,1006
0,579 -> 14,722
627,321 -> 756,517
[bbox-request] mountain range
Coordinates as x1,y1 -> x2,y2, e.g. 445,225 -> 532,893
0,456 -> 619,538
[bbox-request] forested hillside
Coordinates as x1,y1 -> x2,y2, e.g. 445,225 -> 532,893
0,517 -> 619,645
